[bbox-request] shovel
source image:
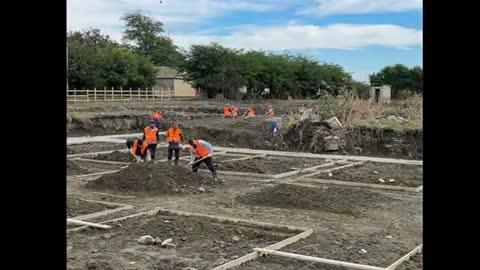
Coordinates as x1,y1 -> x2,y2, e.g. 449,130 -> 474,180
186,155 -> 212,167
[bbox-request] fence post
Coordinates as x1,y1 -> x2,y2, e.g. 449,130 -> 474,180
104,87 -> 107,102
86,89 -> 89,102
111,87 -> 114,101
138,88 -> 140,100
120,87 -> 123,100
129,87 -> 132,100
146,88 -> 148,100
74,88 -> 76,104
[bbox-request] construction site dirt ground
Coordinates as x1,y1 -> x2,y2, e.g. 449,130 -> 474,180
311,162 -> 423,187
67,141 -> 422,270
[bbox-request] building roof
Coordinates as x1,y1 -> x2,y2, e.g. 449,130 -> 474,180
156,66 -> 180,79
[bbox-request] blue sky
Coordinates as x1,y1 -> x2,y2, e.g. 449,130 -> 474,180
67,0 -> 422,82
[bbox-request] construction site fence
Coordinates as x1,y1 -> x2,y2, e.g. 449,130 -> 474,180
66,87 -> 172,103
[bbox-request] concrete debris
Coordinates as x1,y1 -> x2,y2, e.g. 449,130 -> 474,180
92,249 -> 98,253
154,237 -> 162,244
373,171 -> 379,174
102,233 -> 114,239
137,235 -> 155,245
198,187 -> 206,192
232,236 -> 241,242
359,249 -> 368,254
325,142 -> 340,151
235,228 -> 243,235
385,235 -> 393,239
325,116 -> 343,128
164,243 -> 177,249
161,238 -> 173,247
378,179 -> 385,183
389,179 -> 395,183
328,172 -> 333,177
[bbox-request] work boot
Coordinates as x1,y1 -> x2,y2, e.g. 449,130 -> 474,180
174,159 -> 178,165
212,171 -> 222,182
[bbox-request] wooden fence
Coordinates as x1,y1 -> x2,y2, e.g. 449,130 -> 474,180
66,87 -> 172,103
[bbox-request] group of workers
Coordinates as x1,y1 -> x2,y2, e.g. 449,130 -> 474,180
222,104 -> 275,119
125,108 -> 219,181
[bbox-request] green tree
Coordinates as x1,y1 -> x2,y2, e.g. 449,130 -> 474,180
181,43 -> 243,99
97,46 -> 157,88
369,64 -> 423,98
121,11 -> 184,67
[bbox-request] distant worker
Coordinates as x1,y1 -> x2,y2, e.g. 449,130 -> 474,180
243,107 -> 256,119
223,104 -> 233,118
231,106 -> 239,118
265,105 -> 275,117
152,109 -> 163,129
271,120 -> 280,136
187,139 -> 219,181
299,104 -> 308,113
126,138 -> 149,162
166,121 -> 184,165
143,121 -> 160,160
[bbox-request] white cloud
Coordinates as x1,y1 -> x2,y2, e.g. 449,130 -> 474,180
170,23 -> 422,51
67,0 -> 284,33
297,0 -> 422,16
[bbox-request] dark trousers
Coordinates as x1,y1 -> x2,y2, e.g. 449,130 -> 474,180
192,156 -> 216,173
168,142 -> 180,164
147,144 -> 157,160
153,119 -> 160,129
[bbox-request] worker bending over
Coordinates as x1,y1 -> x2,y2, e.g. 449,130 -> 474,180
187,139 -> 219,181
223,104 -> 233,118
231,106 -> 239,118
166,121 -> 184,165
152,109 -> 162,129
143,121 -> 160,160
126,138 -> 149,162
265,105 -> 275,117
243,107 -> 256,119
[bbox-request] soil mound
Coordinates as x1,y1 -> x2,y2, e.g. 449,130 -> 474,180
66,198 -> 115,217
85,162 -> 216,194
93,151 -> 134,162
67,160 -> 90,175
236,184 -> 392,217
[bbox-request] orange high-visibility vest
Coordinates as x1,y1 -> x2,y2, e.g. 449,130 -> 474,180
224,106 -> 232,117
167,127 -> 182,143
189,140 -> 210,158
144,127 -> 158,144
132,140 -> 148,155
248,108 -> 255,117
232,107 -> 238,116
153,111 -> 162,121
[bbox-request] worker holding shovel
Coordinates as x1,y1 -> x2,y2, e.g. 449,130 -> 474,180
126,138 -> 150,162
187,139 -> 219,181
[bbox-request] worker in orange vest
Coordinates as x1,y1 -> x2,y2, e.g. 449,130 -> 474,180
243,107 -> 256,119
231,106 -> 239,118
265,105 -> 275,117
143,121 -> 160,160
187,139 -> 219,181
223,104 -> 233,118
126,138 -> 149,162
166,121 -> 184,165
152,109 -> 162,129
